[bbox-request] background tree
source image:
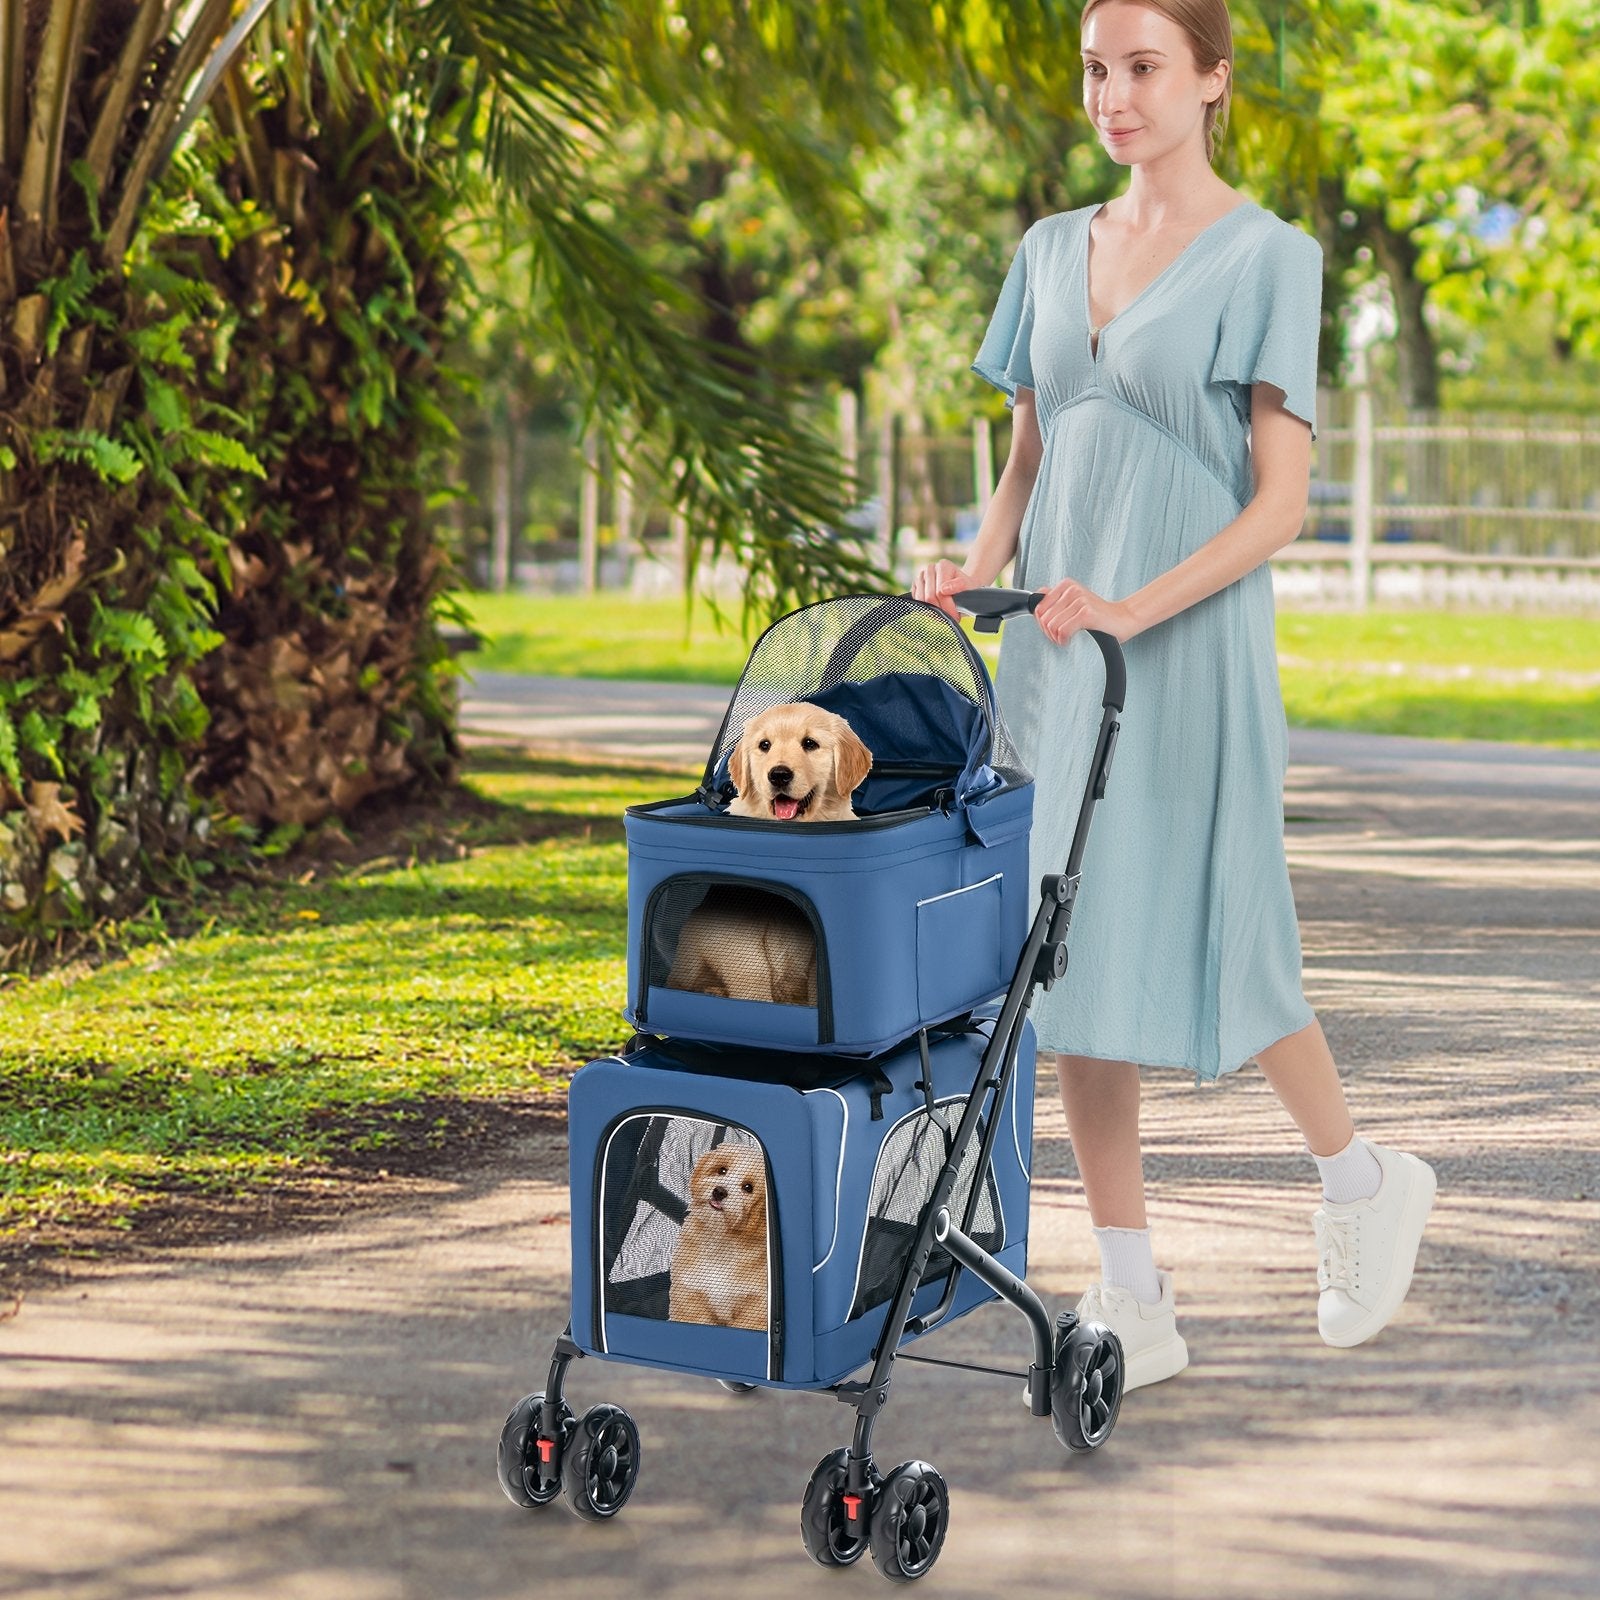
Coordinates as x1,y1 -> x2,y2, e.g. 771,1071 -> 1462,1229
1313,0 -> 1600,407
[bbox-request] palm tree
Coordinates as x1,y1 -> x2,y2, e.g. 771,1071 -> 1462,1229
0,0 -> 278,952
2,1 -> 1317,953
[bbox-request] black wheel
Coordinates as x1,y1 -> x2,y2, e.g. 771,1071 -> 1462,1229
868,1461 -> 949,1583
717,1379 -> 758,1395
1052,1317 -> 1124,1453
800,1447 -> 872,1568
561,1403 -> 641,1521
496,1391 -> 574,1508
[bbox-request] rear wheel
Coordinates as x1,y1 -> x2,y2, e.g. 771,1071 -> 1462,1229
1052,1318 -> 1124,1452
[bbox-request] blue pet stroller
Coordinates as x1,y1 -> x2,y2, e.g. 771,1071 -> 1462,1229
496,590 -> 1128,1582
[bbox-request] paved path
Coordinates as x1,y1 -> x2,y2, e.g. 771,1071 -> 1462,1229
3,679 -> 1597,1599
460,670 -> 1600,798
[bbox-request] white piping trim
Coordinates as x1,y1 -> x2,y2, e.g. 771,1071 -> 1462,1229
1011,1046 -> 1031,1182
915,871 -> 1003,909
810,1088 -> 850,1273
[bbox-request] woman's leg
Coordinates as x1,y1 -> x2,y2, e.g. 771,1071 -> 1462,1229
1255,1013 -> 1435,1348
1253,1016 -> 1355,1157
1053,1053 -> 1147,1227
1054,1052 -> 1188,1386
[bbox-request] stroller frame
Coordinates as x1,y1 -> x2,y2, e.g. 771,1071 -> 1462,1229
498,590 -> 1128,1580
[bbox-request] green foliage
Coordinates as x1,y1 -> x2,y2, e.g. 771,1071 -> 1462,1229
33,429 -> 142,485
37,250 -> 114,358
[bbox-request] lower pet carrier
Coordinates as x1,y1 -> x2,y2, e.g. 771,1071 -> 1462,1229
495,589 -> 1129,1583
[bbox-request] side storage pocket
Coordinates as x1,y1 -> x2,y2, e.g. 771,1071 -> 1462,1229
915,874 -> 1005,1019
597,1112 -> 781,1381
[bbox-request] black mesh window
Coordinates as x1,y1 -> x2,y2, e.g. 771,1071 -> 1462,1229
645,879 -> 820,1010
601,1114 -> 774,1335
849,1100 -> 1002,1321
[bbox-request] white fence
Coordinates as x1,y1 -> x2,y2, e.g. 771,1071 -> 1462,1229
489,387 -> 1600,612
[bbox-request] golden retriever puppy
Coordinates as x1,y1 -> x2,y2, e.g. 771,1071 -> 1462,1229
667,888 -> 818,1007
727,703 -> 872,823
669,1145 -> 769,1331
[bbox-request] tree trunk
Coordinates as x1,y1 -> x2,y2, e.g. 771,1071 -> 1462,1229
186,71 -> 459,830
1368,215 -> 1441,412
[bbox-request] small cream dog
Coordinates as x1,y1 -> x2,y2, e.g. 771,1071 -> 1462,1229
668,1145 -> 769,1330
665,704 -> 871,1007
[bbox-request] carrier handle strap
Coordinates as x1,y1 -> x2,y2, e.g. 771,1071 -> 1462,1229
914,1029 -> 953,1153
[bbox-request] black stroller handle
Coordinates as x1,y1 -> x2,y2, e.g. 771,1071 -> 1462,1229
950,587 -> 1126,712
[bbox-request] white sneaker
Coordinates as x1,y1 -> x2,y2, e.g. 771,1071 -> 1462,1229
1074,1269 -> 1189,1390
1313,1142 -> 1436,1348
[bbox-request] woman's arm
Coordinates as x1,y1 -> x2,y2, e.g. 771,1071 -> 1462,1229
912,388 -> 1043,615
1034,382 -> 1310,644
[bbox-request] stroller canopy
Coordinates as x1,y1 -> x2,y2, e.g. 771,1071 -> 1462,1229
703,594 -> 1031,826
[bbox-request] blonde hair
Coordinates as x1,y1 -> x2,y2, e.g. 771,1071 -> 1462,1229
1082,0 -> 1234,163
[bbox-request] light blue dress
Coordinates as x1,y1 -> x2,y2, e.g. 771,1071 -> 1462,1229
972,201 -> 1322,1081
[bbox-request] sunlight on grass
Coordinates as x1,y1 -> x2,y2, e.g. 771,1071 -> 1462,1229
0,757 -> 687,1238
457,591 -> 1598,747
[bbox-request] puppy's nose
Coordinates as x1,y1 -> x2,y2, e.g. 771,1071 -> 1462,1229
712,1185 -> 728,1204
767,765 -> 794,789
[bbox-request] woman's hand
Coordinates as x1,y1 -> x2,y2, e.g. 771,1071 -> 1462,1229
911,559 -> 976,621
1034,577 -> 1137,645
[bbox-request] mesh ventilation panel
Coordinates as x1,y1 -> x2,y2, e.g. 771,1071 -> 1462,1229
703,594 -> 1029,796
849,1099 -> 1002,1320
650,881 -> 819,1008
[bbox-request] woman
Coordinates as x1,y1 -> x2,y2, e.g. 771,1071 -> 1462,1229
913,0 -> 1434,1388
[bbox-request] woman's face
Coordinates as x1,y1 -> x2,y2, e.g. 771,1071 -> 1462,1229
1081,1 -> 1227,170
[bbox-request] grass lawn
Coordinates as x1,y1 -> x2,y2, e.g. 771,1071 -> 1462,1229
459,591 -> 1600,748
0,754 -> 686,1251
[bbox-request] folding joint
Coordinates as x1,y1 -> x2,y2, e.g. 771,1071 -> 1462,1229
1033,941 -> 1067,986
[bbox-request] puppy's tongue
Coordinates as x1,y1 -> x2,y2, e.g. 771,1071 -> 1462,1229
773,797 -> 801,820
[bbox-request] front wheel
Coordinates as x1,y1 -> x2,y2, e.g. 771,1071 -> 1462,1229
561,1404 -> 641,1521
799,1447 -> 871,1568
496,1391 -> 574,1508
868,1461 -> 949,1582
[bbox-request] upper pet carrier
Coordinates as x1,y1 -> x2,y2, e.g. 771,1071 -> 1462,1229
624,594 -> 1035,1056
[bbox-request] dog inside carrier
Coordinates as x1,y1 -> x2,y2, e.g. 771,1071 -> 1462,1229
496,589 -> 1129,1582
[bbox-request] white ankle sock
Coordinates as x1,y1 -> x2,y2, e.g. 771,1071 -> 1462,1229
1092,1225 -> 1162,1305
1313,1134 -> 1383,1204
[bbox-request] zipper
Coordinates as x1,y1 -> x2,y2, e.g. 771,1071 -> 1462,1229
630,794 -> 935,832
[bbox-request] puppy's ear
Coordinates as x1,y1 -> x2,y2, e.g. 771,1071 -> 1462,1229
831,715 -> 873,798
728,728 -> 753,803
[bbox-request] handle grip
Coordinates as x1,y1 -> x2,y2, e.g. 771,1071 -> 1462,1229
948,587 -> 1126,712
